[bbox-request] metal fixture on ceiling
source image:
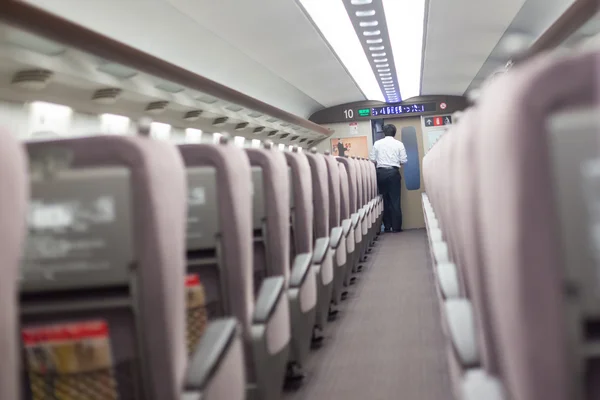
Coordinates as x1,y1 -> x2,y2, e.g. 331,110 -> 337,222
342,0 -> 401,102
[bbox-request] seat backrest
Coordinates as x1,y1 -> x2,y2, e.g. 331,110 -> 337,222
362,158 -> 372,202
451,108 -> 498,371
23,135 -> 187,400
353,157 -> 365,209
338,162 -> 351,221
245,146 -> 291,287
0,131 -> 28,400
337,157 -> 358,215
305,150 -> 330,239
179,143 -> 254,347
284,151 -> 314,255
368,160 -> 377,199
476,50 -> 598,400
323,152 -> 341,229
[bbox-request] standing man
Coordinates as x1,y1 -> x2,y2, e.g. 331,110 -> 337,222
337,140 -> 347,157
370,124 -> 408,232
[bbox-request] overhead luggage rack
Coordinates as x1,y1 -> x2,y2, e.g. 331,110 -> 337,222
0,0 -> 332,146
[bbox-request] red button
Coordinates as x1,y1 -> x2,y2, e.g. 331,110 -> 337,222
433,117 -> 443,126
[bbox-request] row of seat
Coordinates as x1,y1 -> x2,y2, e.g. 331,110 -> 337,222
422,46 -> 600,400
0,129 -> 383,400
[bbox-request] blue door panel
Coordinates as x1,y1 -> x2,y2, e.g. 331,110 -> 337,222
401,127 -> 421,191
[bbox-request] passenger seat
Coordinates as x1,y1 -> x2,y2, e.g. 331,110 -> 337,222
179,138 -> 290,400
245,143 -> 317,380
21,134 -> 245,400
0,131 -> 28,400
322,151 -> 346,307
304,148 -> 335,333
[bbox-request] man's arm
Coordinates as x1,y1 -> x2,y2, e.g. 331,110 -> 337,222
369,143 -> 377,163
398,142 -> 408,165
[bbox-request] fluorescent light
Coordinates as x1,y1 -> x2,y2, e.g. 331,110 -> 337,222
100,114 -> 130,135
351,0 -> 372,4
299,0 -> 383,100
360,21 -> 378,27
278,143 -> 286,151
376,63 -> 389,68
363,30 -> 381,36
150,122 -> 171,141
370,46 -> 385,51
251,139 -> 262,148
372,52 -> 386,57
366,38 -> 383,44
212,132 -> 223,144
28,101 -> 72,137
234,136 -> 246,147
356,10 -> 376,17
383,0 -> 426,99
185,128 -> 203,143
374,58 -> 388,63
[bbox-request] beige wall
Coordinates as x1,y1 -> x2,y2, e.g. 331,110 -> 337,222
316,120 -> 373,155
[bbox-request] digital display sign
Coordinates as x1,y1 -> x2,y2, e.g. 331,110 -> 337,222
371,102 -> 437,116
358,108 -> 371,117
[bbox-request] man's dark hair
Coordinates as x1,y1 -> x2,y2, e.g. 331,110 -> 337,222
382,124 -> 397,137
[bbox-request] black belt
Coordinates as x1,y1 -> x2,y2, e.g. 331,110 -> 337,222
377,166 -> 399,170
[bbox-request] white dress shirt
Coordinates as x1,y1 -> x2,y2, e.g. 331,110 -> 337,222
370,136 -> 408,168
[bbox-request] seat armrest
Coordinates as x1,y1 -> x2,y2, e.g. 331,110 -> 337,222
436,262 -> 460,299
184,318 -> 239,393
312,237 -> 330,264
350,213 -> 360,229
444,299 -> 479,368
289,252 -> 312,288
330,227 -> 344,249
341,219 -> 352,237
461,370 -> 505,400
358,208 -> 366,221
253,276 -> 286,323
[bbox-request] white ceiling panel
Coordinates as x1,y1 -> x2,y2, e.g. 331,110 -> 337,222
467,0 -> 575,92
167,0 -> 365,108
421,0 -> 527,96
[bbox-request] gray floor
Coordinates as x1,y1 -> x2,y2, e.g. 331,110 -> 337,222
284,229 -> 452,400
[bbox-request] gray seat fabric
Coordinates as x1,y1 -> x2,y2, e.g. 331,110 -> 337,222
21,135 -> 188,400
246,146 -> 317,369
283,151 -> 314,258
304,150 -> 334,330
0,131 -> 28,400
476,50 -> 598,400
323,153 -> 347,306
337,157 -> 361,277
179,142 -> 290,400
337,162 -> 356,287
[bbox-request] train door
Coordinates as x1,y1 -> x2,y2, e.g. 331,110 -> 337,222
385,117 -> 425,230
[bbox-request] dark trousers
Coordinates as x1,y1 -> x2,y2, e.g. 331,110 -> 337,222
377,167 -> 402,231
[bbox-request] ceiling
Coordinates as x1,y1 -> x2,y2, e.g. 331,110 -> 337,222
19,0 -> 580,119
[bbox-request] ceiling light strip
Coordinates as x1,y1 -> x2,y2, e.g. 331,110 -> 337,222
341,0 -> 403,102
298,0 -> 384,101
382,0 -> 426,100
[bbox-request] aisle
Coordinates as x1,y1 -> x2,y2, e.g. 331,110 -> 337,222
284,229 -> 452,400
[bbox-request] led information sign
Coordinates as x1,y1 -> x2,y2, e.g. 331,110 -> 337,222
357,108 -> 371,117
371,102 -> 437,116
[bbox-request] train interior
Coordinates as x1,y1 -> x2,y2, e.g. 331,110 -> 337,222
0,0 -> 600,399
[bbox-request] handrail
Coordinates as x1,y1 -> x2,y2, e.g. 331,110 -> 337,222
0,0 -> 332,137
524,0 -> 599,58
